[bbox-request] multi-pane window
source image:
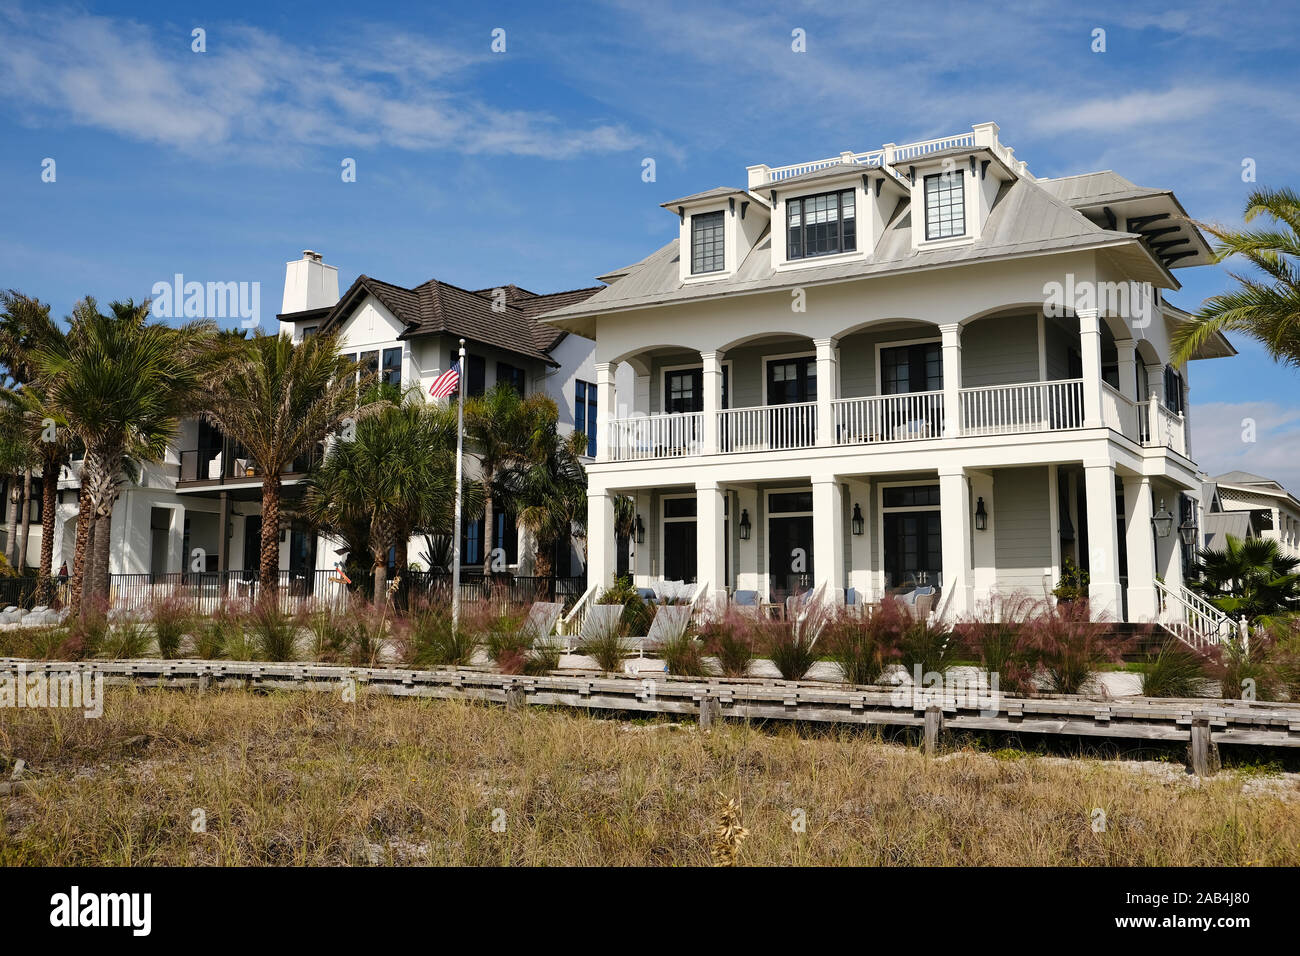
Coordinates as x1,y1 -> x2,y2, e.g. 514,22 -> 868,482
881,342 -> 942,394
786,189 -> 856,259
497,362 -> 525,395
574,380 -> 597,457
924,173 -> 965,240
381,347 -> 402,389
691,211 -> 725,274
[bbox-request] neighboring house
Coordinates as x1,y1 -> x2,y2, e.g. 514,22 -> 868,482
1208,471 -> 1300,559
36,251 -> 632,586
540,122 -> 1236,624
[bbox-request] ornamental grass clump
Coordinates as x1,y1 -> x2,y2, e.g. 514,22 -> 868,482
249,600 -> 297,662
824,602 -> 902,686
699,609 -> 757,678
1023,600 -> 1124,695
959,593 -> 1039,696
150,597 -> 194,659
1139,638 -> 1212,698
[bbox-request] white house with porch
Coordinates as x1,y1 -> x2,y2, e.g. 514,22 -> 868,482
540,122 -> 1235,630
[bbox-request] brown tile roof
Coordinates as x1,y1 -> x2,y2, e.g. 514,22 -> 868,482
319,276 -> 600,364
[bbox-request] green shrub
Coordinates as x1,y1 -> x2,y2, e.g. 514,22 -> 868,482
1217,636 -> 1276,701
577,628 -> 631,673
407,603 -> 475,667
523,639 -> 563,676
195,608 -> 243,660
1140,638 -> 1211,698
598,576 -> 652,637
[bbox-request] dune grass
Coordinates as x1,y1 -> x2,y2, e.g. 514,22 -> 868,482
1,686 -> 1298,866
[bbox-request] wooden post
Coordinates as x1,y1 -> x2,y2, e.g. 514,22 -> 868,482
923,706 -> 943,756
505,686 -> 526,713
198,674 -> 210,694
1189,718 -> 1218,777
699,695 -> 719,732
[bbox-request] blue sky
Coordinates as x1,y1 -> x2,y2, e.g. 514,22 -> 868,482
2,0 -> 1299,486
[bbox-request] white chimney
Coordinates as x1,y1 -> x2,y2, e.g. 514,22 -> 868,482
280,249 -> 340,321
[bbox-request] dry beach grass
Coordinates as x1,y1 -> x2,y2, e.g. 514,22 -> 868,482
2,686 -> 1299,866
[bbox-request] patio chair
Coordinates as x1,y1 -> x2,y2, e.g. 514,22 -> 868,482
521,601 -> 564,647
574,603 -> 624,654
631,604 -> 693,657
635,587 -> 659,606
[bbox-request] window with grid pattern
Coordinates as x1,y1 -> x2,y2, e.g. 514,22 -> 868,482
786,189 -> 856,259
691,211 -> 725,274
924,173 -> 965,240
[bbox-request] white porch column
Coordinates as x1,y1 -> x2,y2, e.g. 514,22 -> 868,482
1180,375 -> 1192,460
939,323 -> 962,437
1078,308 -> 1104,428
814,336 -> 839,446
586,490 -> 617,592
1115,338 -> 1137,402
969,470 -> 996,608
696,479 -> 727,603
632,490 -> 651,584
1122,475 -> 1159,621
938,468 -> 973,617
1084,461 -> 1123,619
811,477 -> 845,602
167,503 -> 186,575
701,350 -> 722,454
594,362 -> 616,461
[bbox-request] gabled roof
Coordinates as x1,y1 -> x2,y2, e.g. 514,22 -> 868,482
319,276 -> 600,365
1203,511 -> 1255,549
660,186 -> 752,208
1213,472 -> 1300,511
539,174 -> 1161,333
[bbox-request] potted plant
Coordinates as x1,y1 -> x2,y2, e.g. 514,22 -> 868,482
1053,556 -> 1089,604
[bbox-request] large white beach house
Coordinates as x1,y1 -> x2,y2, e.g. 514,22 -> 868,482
540,123 -> 1235,625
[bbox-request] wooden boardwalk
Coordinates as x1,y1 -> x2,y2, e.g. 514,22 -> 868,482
5,657 -> 1300,757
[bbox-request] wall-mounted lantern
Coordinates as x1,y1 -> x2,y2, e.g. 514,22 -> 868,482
851,504 -> 865,536
635,515 -> 645,544
1152,499 -> 1174,539
974,497 -> 988,531
738,508 -> 751,540
1178,515 -> 1199,548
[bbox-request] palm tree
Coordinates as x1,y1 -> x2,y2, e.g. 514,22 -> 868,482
1172,187 -> 1300,367
1188,534 -> 1300,623
205,331 -> 372,594
31,299 -> 220,610
513,397 -> 588,583
463,384 -> 552,575
301,392 -> 466,601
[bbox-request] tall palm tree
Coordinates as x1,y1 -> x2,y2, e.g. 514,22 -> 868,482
205,331 -> 371,594
301,392 -> 466,601
1188,534 -> 1300,623
31,299 -> 220,610
513,397 -> 588,581
463,384 -> 550,575
1173,186 -> 1300,367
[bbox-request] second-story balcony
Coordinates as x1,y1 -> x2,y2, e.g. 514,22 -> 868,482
604,378 -> 1185,461
177,442 -> 323,487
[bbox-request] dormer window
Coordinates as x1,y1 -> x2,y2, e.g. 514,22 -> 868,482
787,190 -> 855,259
923,173 -> 965,240
691,210 -> 725,274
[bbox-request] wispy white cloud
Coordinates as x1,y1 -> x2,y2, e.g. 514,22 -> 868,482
0,5 -> 641,160
1191,400 -> 1300,493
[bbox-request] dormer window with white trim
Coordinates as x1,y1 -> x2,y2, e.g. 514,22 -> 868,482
787,189 -> 856,259
691,211 -> 725,274
924,172 -> 965,240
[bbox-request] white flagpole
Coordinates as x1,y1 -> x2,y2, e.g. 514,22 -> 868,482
451,338 -> 466,633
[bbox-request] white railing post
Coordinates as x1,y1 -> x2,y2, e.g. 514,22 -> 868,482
595,362 -> 616,461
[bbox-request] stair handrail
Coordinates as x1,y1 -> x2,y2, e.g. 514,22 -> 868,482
1153,578 -> 1230,648
560,582 -> 599,640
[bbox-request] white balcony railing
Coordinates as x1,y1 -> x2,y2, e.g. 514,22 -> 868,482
1149,401 -> 1188,456
959,380 -> 1083,435
1101,382 -> 1141,442
718,402 -> 817,452
598,380 -> 1187,462
833,391 -> 944,444
606,412 -> 702,462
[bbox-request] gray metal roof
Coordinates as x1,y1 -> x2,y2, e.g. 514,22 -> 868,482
659,186 -> 751,208
540,175 -> 1149,326
1203,511 -> 1254,549
1037,171 -> 1167,206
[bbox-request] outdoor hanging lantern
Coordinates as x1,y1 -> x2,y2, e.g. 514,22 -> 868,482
1152,499 -> 1174,538
1178,515 -> 1198,547
738,508 -> 751,540
851,503 -> 865,536
635,514 -> 645,544
974,497 -> 988,531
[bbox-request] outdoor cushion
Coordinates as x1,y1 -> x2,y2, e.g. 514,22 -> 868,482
733,590 -> 758,606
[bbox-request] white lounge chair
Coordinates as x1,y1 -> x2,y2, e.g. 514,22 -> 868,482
632,604 -> 692,657
573,603 -> 623,653
521,601 -> 564,647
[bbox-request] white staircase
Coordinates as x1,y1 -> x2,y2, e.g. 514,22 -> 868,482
1153,579 -> 1231,649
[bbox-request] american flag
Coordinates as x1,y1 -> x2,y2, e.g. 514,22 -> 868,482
428,361 -> 461,399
